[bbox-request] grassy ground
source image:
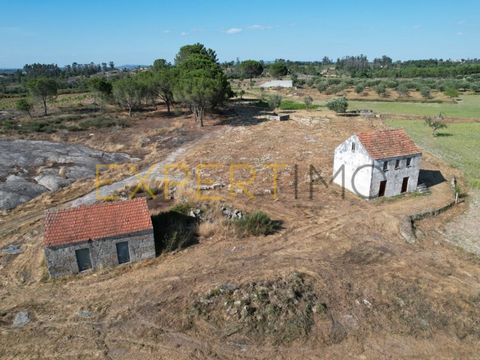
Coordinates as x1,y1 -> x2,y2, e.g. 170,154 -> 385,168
351,95 -> 480,118
387,119 -> 480,188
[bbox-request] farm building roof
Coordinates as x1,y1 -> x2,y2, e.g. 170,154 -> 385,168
356,128 -> 422,160
44,198 -> 152,247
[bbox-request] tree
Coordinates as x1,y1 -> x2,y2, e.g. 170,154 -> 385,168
269,61 -> 288,77
304,96 -> 313,108
16,98 -> 33,118
27,78 -> 58,115
88,77 -> 113,104
175,43 -> 218,65
444,86 -> 459,99
151,61 -> 176,114
424,113 -> 447,136
327,97 -> 348,113
112,77 -> 145,116
239,60 -> 264,79
420,86 -> 431,99
238,89 -> 245,100
174,52 -> 231,127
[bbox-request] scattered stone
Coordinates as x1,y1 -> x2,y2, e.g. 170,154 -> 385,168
78,310 -> 93,318
2,244 -> 22,255
191,272 -> 320,343
13,311 -> 30,327
199,183 -> 224,191
221,206 -> 244,220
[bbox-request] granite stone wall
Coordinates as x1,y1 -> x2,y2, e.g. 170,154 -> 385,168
45,230 -> 155,278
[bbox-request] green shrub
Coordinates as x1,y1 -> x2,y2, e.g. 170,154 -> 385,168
420,86 -> 431,99
326,97 -> 348,113
170,202 -> 194,215
233,211 -> 280,237
266,94 -> 282,110
355,84 -> 365,94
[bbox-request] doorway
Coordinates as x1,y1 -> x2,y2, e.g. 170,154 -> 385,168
401,177 -> 409,193
75,248 -> 92,272
116,241 -> 130,264
378,180 -> 387,197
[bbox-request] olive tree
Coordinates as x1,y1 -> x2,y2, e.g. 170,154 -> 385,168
326,97 -> 348,113
112,77 -> 145,116
27,78 -> 58,115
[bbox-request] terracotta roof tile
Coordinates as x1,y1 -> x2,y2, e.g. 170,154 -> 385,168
357,128 -> 422,160
44,198 -> 152,247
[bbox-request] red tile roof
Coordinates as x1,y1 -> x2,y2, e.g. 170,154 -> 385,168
44,198 -> 152,247
357,128 -> 422,160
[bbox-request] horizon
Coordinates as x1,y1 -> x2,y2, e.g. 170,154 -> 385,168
1,0 -> 480,68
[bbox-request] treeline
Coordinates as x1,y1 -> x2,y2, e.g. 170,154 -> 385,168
224,55 -> 480,79
336,56 -> 480,78
22,61 -> 115,78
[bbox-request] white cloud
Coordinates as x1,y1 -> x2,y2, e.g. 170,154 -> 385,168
457,31 -> 464,36
412,24 -> 422,30
225,27 -> 242,34
180,31 -> 188,36
163,30 -> 171,34
248,24 -> 272,30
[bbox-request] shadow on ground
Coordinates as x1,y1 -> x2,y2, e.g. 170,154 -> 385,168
419,169 -> 446,187
151,211 -> 198,256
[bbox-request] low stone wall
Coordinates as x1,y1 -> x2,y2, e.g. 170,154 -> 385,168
400,199 -> 459,244
45,230 -> 155,278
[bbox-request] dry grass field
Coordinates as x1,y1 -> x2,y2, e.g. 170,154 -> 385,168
1,102 -> 479,358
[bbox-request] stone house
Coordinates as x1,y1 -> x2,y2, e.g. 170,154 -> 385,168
44,198 -> 155,278
333,129 -> 422,198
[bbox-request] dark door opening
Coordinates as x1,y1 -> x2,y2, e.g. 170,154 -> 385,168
76,248 -> 92,272
401,177 -> 409,193
378,180 -> 387,197
116,241 -> 130,264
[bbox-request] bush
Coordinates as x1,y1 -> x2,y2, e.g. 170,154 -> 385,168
233,211 -> 279,237
303,96 -> 313,108
170,202 -> 194,215
266,94 -> 282,110
375,84 -> 387,97
317,81 -> 328,92
326,97 -> 348,113
420,86 -> 431,99
355,84 -> 365,94
396,83 -> 409,97
444,87 -> 459,99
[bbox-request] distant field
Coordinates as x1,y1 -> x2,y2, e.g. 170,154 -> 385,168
351,95 -> 480,118
387,119 -> 480,188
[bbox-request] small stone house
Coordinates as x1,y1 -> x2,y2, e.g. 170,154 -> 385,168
333,129 -> 422,198
44,198 -> 155,278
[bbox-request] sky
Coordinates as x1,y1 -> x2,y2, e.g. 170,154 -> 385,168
1,0 -> 479,68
